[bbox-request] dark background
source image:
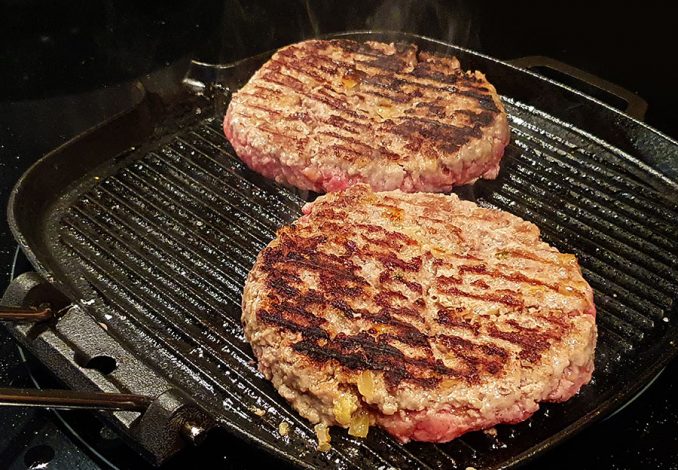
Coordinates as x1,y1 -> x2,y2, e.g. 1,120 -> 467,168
1,1 -> 676,469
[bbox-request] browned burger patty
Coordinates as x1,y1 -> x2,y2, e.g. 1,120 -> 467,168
224,39 -> 510,193
242,184 -> 597,443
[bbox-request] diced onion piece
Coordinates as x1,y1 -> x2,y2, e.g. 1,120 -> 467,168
383,206 -> 404,222
341,75 -> 359,89
278,421 -> 290,436
314,423 -> 331,452
333,393 -> 358,426
558,253 -> 577,266
357,370 -> 375,401
483,427 -> 498,437
375,99 -> 396,120
558,284 -> 576,295
523,285 -> 545,297
376,105 -> 395,120
251,406 -> 266,417
372,324 -> 389,334
495,250 -> 510,259
348,409 -> 370,438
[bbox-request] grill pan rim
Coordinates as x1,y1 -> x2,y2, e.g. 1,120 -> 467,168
5,30 -> 678,469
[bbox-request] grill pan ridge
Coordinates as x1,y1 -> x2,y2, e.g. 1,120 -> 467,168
6,32 -> 678,469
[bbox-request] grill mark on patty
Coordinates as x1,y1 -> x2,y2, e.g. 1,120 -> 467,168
381,305 -> 421,319
317,131 -> 374,149
371,314 -> 429,345
266,276 -> 300,297
495,248 -> 561,265
472,279 -> 490,289
438,275 -> 463,285
407,102 -> 447,118
263,245 -> 367,287
254,126 -> 307,144
359,233 -> 412,251
325,113 -> 371,132
405,281 -> 424,294
454,109 -> 496,126
488,324 -> 556,363
315,221 -> 416,252
292,332 -> 461,389
432,253 -> 484,264
268,56 -> 337,85
438,285 -> 525,308
266,300 -> 327,328
409,64 -> 469,85
237,101 -> 284,116
456,89 -> 500,112
506,319 -> 565,340
458,264 -> 584,298
391,116 -> 483,146
260,72 -> 362,118
435,310 -> 480,333
375,290 -> 409,306
355,56 -> 408,73
358,87 -> 413,104
360,72 -> 456,96
353,224 -> 418,246
317,130 -> 402,161
236,102 -> 316,129
328,143 -> 362,158
435,334 -> 508,381
375,252 -> 423,272
380,271 -> 425,295
258,309 -> 329,340
326,39 -> 407,57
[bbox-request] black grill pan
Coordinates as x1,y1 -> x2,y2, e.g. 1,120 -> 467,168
6,31 -> 678,469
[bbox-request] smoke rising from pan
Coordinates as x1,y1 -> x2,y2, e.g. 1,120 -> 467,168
362,0 -> 475,47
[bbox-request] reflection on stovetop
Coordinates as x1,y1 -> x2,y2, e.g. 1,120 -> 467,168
1,1 -> 677,468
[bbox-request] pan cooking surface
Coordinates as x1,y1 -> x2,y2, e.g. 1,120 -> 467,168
37,92 -> 678,469
7,29 -> 677,470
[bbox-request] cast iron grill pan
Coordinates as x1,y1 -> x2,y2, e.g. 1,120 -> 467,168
10,33 -> 678,469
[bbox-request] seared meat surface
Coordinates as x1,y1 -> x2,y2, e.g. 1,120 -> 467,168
225,39 -> 509,193
242,184 -> 596,443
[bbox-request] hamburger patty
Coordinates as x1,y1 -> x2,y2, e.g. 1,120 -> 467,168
224,39 -> 510,193
242,184 -> 597,443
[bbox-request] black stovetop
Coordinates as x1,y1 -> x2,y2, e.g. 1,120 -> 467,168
1,2 -> 677,469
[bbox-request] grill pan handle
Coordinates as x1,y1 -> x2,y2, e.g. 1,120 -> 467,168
0,387 -> 208,444
0,387 -> 151,411
0,305 -> 54,322
1,273 -> 215,459
507,55 -> 648,121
